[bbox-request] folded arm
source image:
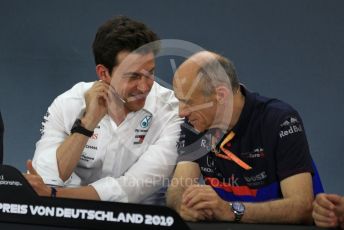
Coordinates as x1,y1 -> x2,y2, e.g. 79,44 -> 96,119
31,111 -> 181,203
167,162 -> 214,221
182,172 -> 314,224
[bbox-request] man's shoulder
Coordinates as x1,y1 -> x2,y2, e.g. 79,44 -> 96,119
49,82 -> 94,115
57,81 -> 94,100
250,92 -> 300,123
246,92 -> 306,138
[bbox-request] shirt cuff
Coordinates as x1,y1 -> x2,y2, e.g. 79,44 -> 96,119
90,177 -> 128,202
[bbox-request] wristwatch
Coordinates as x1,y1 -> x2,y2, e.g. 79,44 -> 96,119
230,201 -> 245,222
50,187 -> 57,198
71,119 -> 94,137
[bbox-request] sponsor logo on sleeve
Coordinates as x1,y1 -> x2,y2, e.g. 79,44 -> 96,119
279,116 -> 303,138
40,111 -> 50,135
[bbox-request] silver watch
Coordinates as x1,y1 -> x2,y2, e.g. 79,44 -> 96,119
230,201 -> 245,222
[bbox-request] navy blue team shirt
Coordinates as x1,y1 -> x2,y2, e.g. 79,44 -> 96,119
177,86 -> 323,202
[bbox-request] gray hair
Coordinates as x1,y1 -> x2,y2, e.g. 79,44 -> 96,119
196,54 -> 239,96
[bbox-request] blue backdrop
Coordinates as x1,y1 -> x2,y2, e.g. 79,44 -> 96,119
0,0 -> 343,194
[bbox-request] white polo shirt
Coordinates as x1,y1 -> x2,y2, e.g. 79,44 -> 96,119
32,81 -> 182,204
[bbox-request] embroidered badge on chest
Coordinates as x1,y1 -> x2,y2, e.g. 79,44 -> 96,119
140,115 -> 152,128
134,115 -> 153,144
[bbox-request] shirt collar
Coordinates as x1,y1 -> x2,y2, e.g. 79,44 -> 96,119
140,81 -> 158,116
231,84 -> 255,136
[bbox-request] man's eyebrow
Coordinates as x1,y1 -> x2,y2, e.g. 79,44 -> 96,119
123,67 -> 155,77
123,70 -> 139,76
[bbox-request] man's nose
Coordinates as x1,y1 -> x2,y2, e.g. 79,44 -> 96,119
137,76 -> 151,93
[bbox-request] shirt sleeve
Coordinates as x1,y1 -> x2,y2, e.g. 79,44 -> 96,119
32,93 -> 84,187
273,111 -> 314,181
32,97 -> 67,186
90,112 -> 183,203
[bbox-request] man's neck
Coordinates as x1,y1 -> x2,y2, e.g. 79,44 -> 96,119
227,89 -> 245,131
210,89 -> 245,132
107,99 -> 130,126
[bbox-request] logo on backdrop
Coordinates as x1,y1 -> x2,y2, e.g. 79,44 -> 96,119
0,174 -> 23,187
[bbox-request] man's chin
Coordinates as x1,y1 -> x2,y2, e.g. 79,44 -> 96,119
126,100 -> 146,112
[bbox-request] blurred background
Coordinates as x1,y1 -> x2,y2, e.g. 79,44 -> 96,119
0,0 -> 343,194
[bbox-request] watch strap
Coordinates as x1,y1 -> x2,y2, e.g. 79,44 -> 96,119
71,119 -> 94,137
230,202 -> 245,222
51,187 -> 57,198
234,211 -> 243,222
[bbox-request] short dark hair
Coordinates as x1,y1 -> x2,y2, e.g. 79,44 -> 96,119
92,16 -> 159,72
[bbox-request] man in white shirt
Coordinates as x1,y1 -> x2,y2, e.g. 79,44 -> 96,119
24,16 -> 182,204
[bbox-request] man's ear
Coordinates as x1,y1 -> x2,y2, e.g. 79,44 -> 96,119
215,85 -> 230,104
96,64 -> 111,82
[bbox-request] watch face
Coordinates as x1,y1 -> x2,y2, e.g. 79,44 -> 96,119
232,202 -> 245,213
71,119 -> 81,130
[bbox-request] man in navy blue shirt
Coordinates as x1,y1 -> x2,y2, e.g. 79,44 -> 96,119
166,51 -> 323,224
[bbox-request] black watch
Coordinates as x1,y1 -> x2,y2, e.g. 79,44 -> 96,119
71,119 -> 94,137
51,187 -> 57,198
230,201 -> 245,222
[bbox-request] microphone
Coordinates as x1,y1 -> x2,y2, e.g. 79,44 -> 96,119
109,84 -> 127,104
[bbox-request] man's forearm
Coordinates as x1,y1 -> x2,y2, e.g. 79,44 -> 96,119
56,134 -> 89,181
56,115 -> 99,181
242,197 -> 313,224
166,163 -> 201,213
166,186 -> 184,212
167,183 -> 215,222
55,185 -> 100,200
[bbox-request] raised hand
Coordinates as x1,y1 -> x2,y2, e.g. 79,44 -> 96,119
82,81 -> 110,130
